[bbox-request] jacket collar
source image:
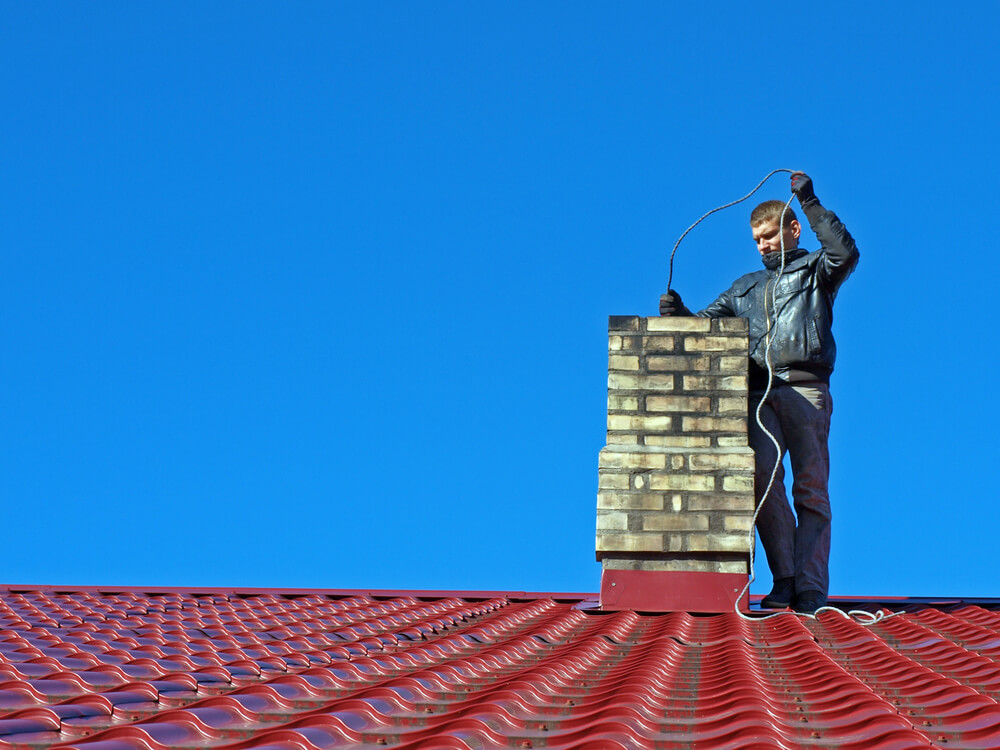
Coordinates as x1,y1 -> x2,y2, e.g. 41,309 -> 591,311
761,247 -> 808,270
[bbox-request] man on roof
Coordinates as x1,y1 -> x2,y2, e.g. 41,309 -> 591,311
659,172 -> 859,614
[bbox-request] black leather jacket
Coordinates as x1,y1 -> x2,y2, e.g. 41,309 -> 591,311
696,204 -> 859,390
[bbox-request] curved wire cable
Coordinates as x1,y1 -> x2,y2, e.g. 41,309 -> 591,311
666,169 -> 794,294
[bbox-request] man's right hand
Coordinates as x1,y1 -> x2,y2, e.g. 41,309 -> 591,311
659,289 -> 689,316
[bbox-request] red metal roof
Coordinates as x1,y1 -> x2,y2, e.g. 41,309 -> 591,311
2,586 -> 1000,749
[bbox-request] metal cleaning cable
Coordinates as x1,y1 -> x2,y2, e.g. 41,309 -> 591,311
667,171 -> 896,626
667,169 -> 794,295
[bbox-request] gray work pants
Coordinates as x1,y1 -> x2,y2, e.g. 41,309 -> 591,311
749,383 -> 832,596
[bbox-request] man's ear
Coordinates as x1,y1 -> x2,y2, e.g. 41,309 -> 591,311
789,220 -> 802,240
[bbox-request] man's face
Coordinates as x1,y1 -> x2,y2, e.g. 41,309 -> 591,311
752,217 -> 801,256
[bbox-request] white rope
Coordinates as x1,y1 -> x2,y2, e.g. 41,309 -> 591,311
667,170 -> 898,626
733,192 -> 797,621
732,188 -> 901,626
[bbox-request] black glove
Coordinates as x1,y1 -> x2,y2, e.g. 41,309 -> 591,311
790,171 -> 819,206
659,289 -> 691,316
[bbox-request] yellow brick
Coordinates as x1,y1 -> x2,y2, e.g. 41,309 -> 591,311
689,452 -> 754,471
644,435 -> 711,448
678,375 -> 745,392
607,434 -> 640,445
670,455 -> 685,470
597,493 -> 664,511
682,416 -> 746,433
681,375 -> 714,390
609,373 -> 640,390
595,533 -> 663,553
648,355 -> 710,372
599,450 -> 667,470
719,356 -> 747,372
717,318 -> 749,333
609,335 -> 640,351
724,516 -> 755,532
688,495 -> 754,511
647,317 -> 711,333
684,336 -> 747,352
723,475 -> 754,492
717,436 -> 749,448
670,494 -> 683,512
686,533 -> 750,553
608,395 -> 639,411
596,512 -> 629,531
609,355 -> 640,371
647,395 -> 711,413
643,514 -> 709,531
719,560 -> 749,574
608,373 -> 674,391
640,336 -> 676,351
609,316 -> 640,331
720,376 -> 747,391
608,414 -> 673,432
649,474 -> 715,492
718,397 -> 748,414
706,560 -> 747,574
599,473 -> 630,490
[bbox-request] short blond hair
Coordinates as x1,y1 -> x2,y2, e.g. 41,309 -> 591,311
750,200 -> 797,228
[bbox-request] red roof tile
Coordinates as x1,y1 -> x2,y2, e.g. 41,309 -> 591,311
1,586 -> 999,749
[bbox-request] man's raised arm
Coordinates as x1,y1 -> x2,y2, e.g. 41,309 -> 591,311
792,172 -> 860,291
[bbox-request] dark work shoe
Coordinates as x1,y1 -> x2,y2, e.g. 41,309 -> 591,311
794,590 -> 828,614
761,578 -> 795,609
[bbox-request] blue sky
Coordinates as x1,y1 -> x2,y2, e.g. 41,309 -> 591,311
2,2 -> 998,598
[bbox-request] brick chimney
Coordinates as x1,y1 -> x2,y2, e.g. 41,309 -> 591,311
595,316 -> 755,612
